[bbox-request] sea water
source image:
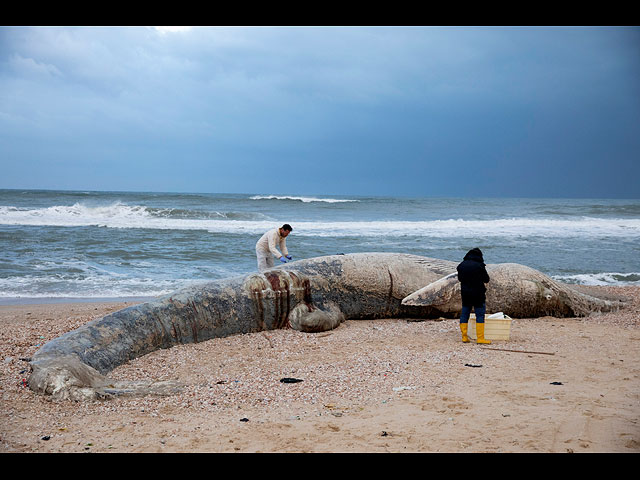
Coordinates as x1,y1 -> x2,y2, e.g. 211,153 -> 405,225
1,189 -> 639,303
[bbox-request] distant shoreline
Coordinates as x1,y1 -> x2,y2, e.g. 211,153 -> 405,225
0,296 -> 156,306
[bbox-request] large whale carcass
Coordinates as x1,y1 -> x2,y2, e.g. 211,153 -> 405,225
401,262 -> 623,317
26,253 -> 623,401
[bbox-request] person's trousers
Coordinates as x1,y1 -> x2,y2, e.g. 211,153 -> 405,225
460,303 -> 486,324
256,248 -> 275,272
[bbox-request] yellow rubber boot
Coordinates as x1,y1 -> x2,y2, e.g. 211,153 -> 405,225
460,323 -> 469,343
476,322 -> 491,344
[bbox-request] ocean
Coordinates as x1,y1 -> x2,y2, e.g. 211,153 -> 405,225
1,189 -> 639,304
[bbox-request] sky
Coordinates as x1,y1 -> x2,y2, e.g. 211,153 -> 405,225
0,26 -> 639,198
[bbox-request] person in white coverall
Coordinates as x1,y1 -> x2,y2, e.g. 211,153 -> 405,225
256,224 -> 293,271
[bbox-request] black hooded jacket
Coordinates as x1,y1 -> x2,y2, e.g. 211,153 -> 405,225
456,248 -> 490,307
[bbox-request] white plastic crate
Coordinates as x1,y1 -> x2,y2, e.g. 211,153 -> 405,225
467,312 -> 512,341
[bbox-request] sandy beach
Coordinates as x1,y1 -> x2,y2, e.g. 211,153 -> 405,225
1,286 -> 638,453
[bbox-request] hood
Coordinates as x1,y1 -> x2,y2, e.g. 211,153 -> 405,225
463,247 -> 485,263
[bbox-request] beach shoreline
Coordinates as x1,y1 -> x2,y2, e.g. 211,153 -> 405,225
1,286 -> 638,453
0,296 -> 157,306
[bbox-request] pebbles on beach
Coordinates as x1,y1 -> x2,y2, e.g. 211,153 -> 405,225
1,285 -> 638,452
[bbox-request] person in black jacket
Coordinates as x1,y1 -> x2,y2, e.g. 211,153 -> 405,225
456,248 -> 491,344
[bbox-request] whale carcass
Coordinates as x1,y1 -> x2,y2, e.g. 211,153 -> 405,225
400,262 -> 621,317
26,253 -> 622,400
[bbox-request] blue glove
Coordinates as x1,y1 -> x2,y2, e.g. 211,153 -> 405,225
280,257 -> 288,263
285,255 -> 292,260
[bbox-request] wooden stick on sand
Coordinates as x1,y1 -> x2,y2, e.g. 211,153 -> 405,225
480,347 -> 555,356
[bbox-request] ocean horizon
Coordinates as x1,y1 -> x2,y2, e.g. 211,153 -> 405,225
1,188 -> 639,304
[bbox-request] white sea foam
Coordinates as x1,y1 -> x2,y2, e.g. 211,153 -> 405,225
288,218 -> 640,238
249,195 -> 359,203
0,274 -> 181,298
1,204 -> 640,238
0,203 -> 153,227
552,272 -> 640,286
3,269 -> 638,300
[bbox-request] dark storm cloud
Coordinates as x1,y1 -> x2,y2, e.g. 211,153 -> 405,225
1,26 -> 638,197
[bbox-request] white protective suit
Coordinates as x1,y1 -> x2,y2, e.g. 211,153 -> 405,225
256,227 -> 289,271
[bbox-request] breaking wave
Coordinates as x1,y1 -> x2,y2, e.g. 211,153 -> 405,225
2,203 -> 639,238
552,272 -> 640,286
249,195 -> 359,203
0,203 -> 271,228
0,274 -> 180,299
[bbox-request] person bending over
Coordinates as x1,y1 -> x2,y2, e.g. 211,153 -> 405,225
256,224 -> 293,272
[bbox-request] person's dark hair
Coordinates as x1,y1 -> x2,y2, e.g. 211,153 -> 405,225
282,224 -> 292,232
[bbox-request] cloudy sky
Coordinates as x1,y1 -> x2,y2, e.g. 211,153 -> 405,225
1,26 -> 638,198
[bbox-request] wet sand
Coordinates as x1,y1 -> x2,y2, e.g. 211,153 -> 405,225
1,286 -> 639,453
